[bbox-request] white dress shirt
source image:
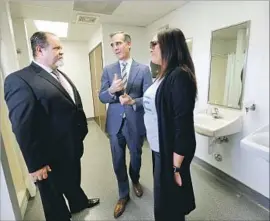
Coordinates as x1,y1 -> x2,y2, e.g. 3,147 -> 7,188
33,60 -> 75,103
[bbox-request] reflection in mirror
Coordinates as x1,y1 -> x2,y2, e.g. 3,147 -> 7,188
186,38 -> 193,56
208,21 -> 250,109
150,61 -> 160,79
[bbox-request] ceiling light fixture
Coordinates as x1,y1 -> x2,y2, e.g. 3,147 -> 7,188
33,20 -> 69,38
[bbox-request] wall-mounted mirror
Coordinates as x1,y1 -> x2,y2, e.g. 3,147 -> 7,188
186,38 -> 193,56
150,61 -> 160,78
208,21 -> 250,109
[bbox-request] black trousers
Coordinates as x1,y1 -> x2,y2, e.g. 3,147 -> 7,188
36,159 -> 88,221
152,151 -> 185,221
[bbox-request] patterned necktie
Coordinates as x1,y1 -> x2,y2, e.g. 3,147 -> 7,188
121,62 -> 128,90
51,70 -> 74,102
52,70 -> 61,81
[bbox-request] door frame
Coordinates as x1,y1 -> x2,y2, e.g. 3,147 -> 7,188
89,45 -> 99,125
88,42 -> 106,131
0,61 -> 22,220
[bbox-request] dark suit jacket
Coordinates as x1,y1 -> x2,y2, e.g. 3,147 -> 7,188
99,60 -> 152,135
4,62 -> 88,173
156,67 -> 197,215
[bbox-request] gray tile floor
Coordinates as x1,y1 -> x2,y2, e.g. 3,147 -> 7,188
24,121 -> 269,221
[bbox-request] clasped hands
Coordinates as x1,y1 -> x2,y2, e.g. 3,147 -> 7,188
109,74 -> 135,105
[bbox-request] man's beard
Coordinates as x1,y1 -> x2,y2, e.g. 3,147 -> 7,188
55,59 -> 64,67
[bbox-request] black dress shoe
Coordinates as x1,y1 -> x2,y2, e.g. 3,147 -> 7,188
87,198 -> 100,208
71,198 -> 100,214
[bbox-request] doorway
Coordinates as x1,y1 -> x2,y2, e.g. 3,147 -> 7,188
89,43 -> 106,132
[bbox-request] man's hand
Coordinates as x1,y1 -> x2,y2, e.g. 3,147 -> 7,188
119,93 -> 135,105
109,74 -> 124,94
30,165 -> 51,182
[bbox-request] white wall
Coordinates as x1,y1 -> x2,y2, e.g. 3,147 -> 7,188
88,25 -> 103,53
12,18 -> 31,68
0,0 -> 19,76
60,41 -> 94,118
147,1 -> 269,197
102,24 -> 149,66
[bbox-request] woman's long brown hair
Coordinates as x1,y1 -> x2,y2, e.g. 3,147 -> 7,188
157,28 -> 198,98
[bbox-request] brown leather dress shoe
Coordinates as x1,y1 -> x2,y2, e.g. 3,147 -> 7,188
113,195 -> 130,218
133,182 -> 143,197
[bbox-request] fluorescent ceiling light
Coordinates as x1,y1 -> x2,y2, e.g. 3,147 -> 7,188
34,20 -> 69,38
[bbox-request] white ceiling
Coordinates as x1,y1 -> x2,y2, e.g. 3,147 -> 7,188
9,0 -> 187,41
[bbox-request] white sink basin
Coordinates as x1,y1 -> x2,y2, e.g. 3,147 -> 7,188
194,108 -> 243,137
241,125 -> 269,162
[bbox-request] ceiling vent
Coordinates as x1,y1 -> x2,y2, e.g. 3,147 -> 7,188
76,14 -> 98,24
73,1 -> 121,15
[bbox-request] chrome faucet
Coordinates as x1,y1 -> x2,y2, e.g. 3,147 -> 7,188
245,104 -> 256,113
211,107 -> 220,119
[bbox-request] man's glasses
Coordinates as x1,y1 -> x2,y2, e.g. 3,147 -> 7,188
150,41 -> 158,49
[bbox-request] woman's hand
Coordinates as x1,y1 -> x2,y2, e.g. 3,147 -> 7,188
174,172 -> 182,186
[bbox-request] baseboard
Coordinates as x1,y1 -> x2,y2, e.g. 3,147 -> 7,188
17,189 -> 29,218
87,117 -> 95,121
193,156 -> 270,211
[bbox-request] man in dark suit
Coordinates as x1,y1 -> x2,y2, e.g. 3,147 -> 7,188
99,31 -> 152,218
4,31 -> 99,221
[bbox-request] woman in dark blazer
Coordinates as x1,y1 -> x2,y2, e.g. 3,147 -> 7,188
143,28 -> 197,221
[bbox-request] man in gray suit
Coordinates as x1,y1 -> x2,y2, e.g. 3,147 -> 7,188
99,31 -> 152,218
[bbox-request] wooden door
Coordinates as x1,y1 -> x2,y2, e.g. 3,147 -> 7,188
89,50 -> 100,126
89,43 -> 106,132
94,44 -> 106,132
